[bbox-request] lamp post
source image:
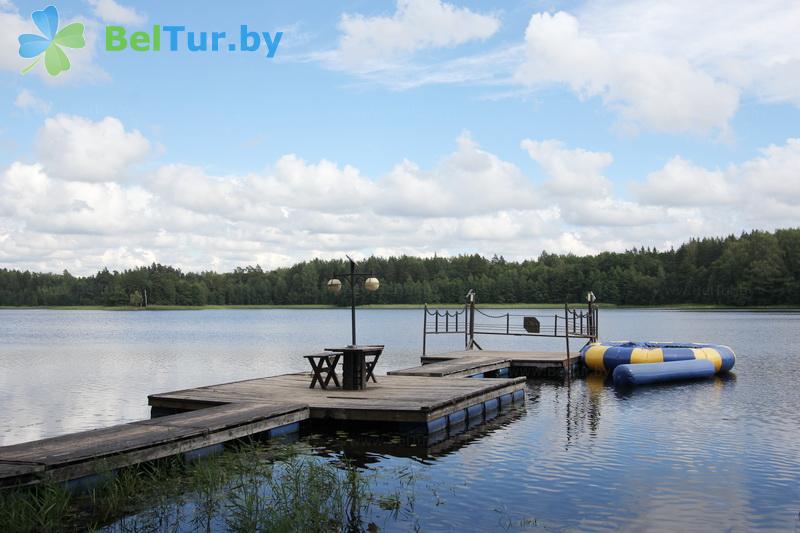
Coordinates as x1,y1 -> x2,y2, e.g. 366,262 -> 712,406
327,255 -> 379,346
587,291 -> 597,342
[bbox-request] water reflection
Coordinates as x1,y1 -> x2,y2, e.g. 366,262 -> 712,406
303,406 -> 527,468
1,308 -> 799,530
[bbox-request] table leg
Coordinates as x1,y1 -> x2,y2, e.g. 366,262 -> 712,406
309,358 -> 322,389
322,354 -> 341,388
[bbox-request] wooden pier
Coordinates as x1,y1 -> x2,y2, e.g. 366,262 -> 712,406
0,291 -> 599,490
391,349 -> 582,378
148,373 -> 524,425
0,402 -> 308,488
389,353 -> 513,378
0,371 -> 525,488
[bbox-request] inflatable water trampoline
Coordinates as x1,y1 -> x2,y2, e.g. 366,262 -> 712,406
581,341 -> 735,387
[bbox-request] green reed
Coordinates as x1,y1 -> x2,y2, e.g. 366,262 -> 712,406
0,440 -> 422,533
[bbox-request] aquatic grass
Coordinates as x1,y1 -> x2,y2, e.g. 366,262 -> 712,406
0,483 -> 73,533
187,454 -> 230,533
0,440 -> 426,532
224,446 -> 372,532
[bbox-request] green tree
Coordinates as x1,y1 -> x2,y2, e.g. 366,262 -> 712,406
129,290 -> 143,307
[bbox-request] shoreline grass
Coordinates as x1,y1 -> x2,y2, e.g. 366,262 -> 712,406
0,440 -> 421,533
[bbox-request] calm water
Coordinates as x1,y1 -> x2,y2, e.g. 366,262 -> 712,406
1,308 -> 799,531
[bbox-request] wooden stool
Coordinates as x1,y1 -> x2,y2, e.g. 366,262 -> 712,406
363,345 -> 385,383
304,352 -> 341,389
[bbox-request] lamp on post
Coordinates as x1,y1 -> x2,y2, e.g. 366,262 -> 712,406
327,255 -> 379,346
586,291 -> 597,341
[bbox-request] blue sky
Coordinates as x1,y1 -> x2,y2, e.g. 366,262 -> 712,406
1,0 -> 799,273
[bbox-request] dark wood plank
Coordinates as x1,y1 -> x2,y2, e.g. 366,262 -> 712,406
422,349 -> 569,364
0,403 -> 309,466
148,373 -> 526,424
3,366 -> 531,487
388,355 -> 511,377
138,401 -> 308,430
0,461 -> 44,478
0,424 -> 198,465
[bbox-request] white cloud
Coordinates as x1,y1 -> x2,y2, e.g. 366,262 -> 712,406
0,7 -> 29,73
741,138 -> 800,204
577,0 -> 800,108
521,139 -> 613,197
631,138 -> 800,219
35,115 -> 150,182
459,211 -> 526,241
86,0 -> 145,25
149,164 -> 251,218
313,1 -> 800,136
14,89 -> 51,114
150,133 -> 538,221
263,155 -> 376,212
521,138 -> 666,227
0,162 -> 156,235
378,133 -> 537,216
632,157 -> 737,206
331,0 -> 500,72
2,115 -> 799,274
515,12 -> 739,135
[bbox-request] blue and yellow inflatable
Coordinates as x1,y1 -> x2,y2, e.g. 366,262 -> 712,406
581,341 -> 735,374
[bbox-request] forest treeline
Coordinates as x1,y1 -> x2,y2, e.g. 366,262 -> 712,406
1,229 -> 798,307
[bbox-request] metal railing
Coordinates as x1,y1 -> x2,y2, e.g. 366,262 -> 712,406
422,290 -> 599,361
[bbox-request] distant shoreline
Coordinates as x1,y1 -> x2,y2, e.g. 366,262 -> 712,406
0,304 -> 798,311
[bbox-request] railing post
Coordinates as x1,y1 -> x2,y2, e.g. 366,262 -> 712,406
506,313 -> 510,334
464,303 -> 468,349
595,304 -> 599,340
467,290 -> 476,350
586,292 -> 598,342
564,303 -> 571,380
422,304 -> 428,356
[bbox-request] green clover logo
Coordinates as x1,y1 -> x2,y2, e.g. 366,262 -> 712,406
18,5 -> 85,76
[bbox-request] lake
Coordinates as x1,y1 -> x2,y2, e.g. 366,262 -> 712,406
1,308 -> 799,531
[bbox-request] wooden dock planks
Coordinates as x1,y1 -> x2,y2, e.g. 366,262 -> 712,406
149,373 -> 525,424
421,350 -> 578,370
388,354 -> 512,378
0,402 -> 309,487
0,462 -> 43,480
1,364 -> 528,488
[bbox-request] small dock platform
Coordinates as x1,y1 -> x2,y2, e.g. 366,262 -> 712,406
1,372 -> 525,488
0,402 -> 309,488
388,354 -> 513,378
415,350 -> 581,377
149,373 -> 524,426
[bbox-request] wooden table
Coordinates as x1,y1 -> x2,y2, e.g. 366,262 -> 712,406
324,345 -> 383,390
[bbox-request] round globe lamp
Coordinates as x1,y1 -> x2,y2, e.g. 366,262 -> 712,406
327,278 -> 342,294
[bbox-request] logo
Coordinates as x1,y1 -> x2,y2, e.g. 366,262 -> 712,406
18,5 -> 85,76
105,25 -> 282,58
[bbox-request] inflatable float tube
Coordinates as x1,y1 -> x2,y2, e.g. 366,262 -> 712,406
581,341 -> 735,373
613,359 -> 716,388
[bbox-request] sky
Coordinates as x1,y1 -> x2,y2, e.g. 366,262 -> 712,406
1,0 -> 799,275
